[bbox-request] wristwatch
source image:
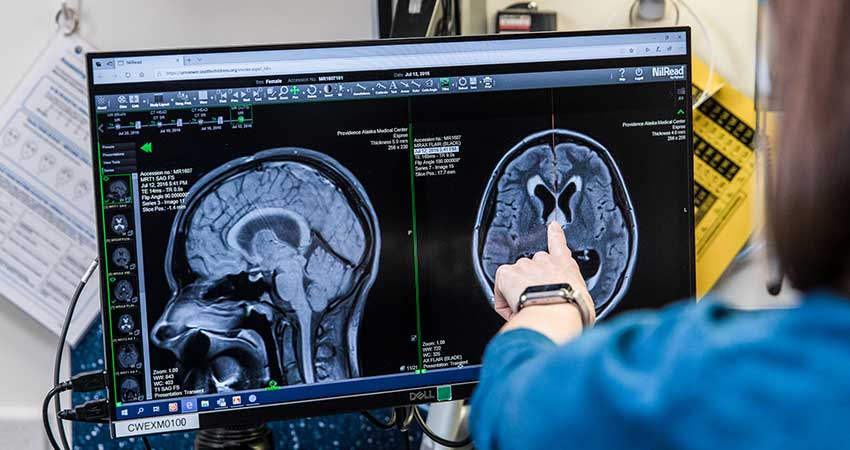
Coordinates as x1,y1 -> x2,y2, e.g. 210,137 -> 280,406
517,283 -> 596,328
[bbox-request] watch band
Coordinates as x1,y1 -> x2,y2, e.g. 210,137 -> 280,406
518,283 -> 596,328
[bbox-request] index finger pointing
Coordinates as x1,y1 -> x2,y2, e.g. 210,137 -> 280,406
547,221 -> 570,258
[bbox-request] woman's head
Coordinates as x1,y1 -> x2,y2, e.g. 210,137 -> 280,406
769,1 -> 850,292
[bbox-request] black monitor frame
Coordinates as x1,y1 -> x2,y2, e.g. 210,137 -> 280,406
86,26 -> 694,438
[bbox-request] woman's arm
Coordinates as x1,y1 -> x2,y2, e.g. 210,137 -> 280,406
491,221 -> 590,344
470,299 -> 709,450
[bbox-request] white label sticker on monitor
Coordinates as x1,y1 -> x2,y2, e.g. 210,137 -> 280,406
114,413 -> 199,437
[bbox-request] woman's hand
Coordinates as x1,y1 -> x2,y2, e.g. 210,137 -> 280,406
492,221 -> 592,343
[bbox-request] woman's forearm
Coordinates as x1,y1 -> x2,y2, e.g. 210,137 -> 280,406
499,303 -> 583,345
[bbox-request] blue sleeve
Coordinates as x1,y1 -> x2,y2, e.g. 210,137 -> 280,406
469,302 -> 706,450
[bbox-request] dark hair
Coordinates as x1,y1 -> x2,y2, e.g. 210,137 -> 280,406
769,1 -> 850,291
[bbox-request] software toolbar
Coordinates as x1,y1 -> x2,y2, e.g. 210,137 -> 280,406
93,65 -> 687,113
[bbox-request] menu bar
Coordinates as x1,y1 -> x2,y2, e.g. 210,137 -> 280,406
94,65 -> 688,113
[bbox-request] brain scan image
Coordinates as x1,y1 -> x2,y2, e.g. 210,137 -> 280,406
118,314 -> 135,333
106,179 -> 131,203
112,246 -> 132,268
120,377 -> 141,402
473,129 -> 638,318
110,214 -> 130,235
118,343 -> 140,369
151,147 -> 380,394
113,279 -> 134,302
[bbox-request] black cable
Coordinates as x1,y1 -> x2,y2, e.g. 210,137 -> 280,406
361,409 -> 397,430
43,383 -> 72,450
53,258 -> 99,450
412,406 -> 472,448
58,398 -> 109,422
142,436 -> 153,450
403,428 -> 411,450
396,406 -> 414,432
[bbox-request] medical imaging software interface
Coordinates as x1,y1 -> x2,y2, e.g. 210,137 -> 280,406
89,30 -> 694,426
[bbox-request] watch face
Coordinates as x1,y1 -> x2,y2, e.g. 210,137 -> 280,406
523,283 -> 572,294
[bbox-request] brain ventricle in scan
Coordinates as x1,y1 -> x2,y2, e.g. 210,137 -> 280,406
152,148 -> 380,393
473,129 -> 637,318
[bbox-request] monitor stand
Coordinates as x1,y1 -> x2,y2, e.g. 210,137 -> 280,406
195,423 -> 274,450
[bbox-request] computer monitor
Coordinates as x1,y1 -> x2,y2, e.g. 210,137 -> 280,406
86,27 -> 695,439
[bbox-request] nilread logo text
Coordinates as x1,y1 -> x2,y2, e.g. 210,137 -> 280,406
652,66 -> 685,78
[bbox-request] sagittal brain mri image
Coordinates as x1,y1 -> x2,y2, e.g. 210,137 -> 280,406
106,179 -> 131,203
151,148 -> 380,393
473,129 -> 638,318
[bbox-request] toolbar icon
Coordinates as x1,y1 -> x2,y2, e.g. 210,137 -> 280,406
216,398 -> 227,408
291,86 -> 300,96
439,77 -> 450,88
198,90 -> 208,100
182,398 -> 197,412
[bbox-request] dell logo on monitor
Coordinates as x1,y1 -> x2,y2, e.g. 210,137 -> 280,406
652,66 -> 685,78
409,390 -> 436,401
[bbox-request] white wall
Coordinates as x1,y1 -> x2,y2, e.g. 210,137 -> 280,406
0,1 -> 376,447
1,0 -> 379,102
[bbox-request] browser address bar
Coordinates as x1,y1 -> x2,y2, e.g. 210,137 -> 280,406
154,43 -> 683,81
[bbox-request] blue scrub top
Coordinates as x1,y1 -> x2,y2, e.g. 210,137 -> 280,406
470,291 -> 850,450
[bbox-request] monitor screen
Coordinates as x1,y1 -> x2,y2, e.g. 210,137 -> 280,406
86,27 -> 695,438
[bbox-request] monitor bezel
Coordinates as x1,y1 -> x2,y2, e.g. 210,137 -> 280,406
85,25 -> 694,435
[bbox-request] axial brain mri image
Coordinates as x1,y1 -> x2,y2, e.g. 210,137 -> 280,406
473,129 -> 638,318
151,148 -> 380,394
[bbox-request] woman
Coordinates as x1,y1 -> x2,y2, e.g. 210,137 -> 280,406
469,2 -> 850,449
